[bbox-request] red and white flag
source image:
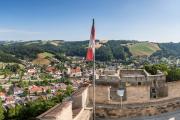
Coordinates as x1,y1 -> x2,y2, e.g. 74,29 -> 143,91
86,19 -> 95,61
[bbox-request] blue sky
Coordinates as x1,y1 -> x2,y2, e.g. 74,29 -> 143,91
0,0 -> 180,42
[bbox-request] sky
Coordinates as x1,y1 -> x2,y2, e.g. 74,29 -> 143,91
0,0 -> 180,42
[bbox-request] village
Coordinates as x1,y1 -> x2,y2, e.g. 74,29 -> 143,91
0,52 -> 179,110
0,55 -> 93,112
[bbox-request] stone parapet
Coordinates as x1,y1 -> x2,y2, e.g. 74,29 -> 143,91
37,101 -> 73,120
96,97 -> 180,119
37,86 -> 92,120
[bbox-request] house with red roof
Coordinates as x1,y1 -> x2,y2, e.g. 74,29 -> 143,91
0,92 -> 6,101
46,66 -> 56,74
70,67 -> 82,77
29,85 -> 48,94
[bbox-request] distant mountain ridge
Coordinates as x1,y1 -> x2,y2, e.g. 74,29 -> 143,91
0,40 -> 179,63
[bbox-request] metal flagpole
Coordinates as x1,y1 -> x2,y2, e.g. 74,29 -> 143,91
93,39 -> 96,119
93,45 -> 96,120
93,47 -> 96,120
93,19 -> 96,120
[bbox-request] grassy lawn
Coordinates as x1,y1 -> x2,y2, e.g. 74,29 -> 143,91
38,52 -> 54,58
128,42 -> 160,56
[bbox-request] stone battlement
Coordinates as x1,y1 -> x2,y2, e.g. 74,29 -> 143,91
37,86 -> 92,120
37,81 -> 180,120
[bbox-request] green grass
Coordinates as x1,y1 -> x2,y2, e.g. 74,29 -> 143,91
38,52 -> 54,58
128,42 -> 160,56
32,52 -> 54,65
0,62 -> 25,69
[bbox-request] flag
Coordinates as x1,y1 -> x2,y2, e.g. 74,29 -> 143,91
86,19 -> 95,61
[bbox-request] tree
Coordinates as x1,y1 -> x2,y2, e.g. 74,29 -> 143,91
144,65 -> 158,75
23,88 -> 29,97
5,64 -> 20,74
0,85 -> 4,92
65,85 -> 73,96
144,63 -> 168,75
55,63 -> 67,75
0,100 -> 4,120
96,45 -> 113,61
7,86 -> 14,95
6,107 -> 15,119
46,89 -> 51,94
1,68 -> 8,78
167,67 -> 180,82
18,81 -> 28,88
18,68 -> 25,82
2,68 -> 11,81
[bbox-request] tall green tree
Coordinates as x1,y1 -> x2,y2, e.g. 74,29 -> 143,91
0,100 -> 4,120
18,68 -> 25,82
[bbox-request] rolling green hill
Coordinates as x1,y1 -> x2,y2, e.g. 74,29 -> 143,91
0,40 -> 180,63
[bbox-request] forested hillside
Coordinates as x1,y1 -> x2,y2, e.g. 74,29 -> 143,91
0,40 -> 133,62
0,40 -> 180,63
159,43 -> 180,56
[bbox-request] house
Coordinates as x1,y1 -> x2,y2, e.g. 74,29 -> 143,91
46,66 -> 56,74
27,68 -> 37,75
70,67 -> 82,77
66,67 -> 71,75
5,96 -> 15,104
72,80 -> 80,90
53,71 -> 62,79
58,83 -> 67,91
55,71 -> 62,75
29,85 -> 47,94
0,92 -> 6,101
81,77 -> 89,82
50,86 -> 56,93
13,87 -> 23,95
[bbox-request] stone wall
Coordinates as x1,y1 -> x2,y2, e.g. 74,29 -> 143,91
126,85 -> 150,103
168,81 -> 180,98
72,87 -> 89,109
37,86 -> 91,120
89,85 -> 110,103
37,101 -> 73,120
121,76 -> 146,84
120,69 -> 145,76
95,81 -> 180,119
103,69 -> 116,75
96,97 -> 180,119
120,69 -> 147,85
98,75 -> 120,82
147,74 -> 166,82
73,109 -> 92,120
37,81 -> 180,120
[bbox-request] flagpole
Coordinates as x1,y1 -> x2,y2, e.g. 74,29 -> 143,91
93,19 -> 96,120
93,42 -> 96,120
86,18 -> 96,120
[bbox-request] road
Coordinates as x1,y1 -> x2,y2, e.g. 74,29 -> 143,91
96,109 -> 180,120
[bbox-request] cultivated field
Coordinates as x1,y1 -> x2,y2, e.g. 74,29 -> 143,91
128,42 -> 160,56
32,52 -> 54,65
